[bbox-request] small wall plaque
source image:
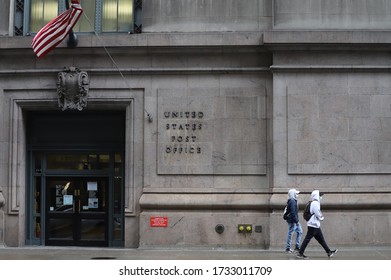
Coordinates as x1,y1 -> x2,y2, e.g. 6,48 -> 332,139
150,216 -> 168,227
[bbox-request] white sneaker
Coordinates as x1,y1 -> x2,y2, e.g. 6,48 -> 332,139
328,249 -> 338,258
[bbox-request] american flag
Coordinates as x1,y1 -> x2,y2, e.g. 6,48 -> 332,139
32,0 -> 83,58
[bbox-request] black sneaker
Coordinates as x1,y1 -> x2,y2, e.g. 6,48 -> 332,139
296,253 -> 309,259
294,246 -> 300,252
285,249 -> 293,254
328,249 -> 338,258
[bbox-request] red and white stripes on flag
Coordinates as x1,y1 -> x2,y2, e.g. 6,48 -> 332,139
32,0 -> 83,58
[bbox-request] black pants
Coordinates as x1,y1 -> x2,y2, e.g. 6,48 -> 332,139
299,226 -> 331,254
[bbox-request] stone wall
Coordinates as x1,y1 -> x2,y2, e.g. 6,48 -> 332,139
1,1 -> 391,249
0,0 -> 8,36
143,0 -> 272,32
274,0 -> 391,29
142,0 -> 391,32
265,30 -> 391,247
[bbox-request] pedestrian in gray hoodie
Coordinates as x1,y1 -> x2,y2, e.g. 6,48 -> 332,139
297,190 -> 338,259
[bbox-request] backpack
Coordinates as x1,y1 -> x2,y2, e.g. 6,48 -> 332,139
283,205 -> 290,220
303,201 -> 313,221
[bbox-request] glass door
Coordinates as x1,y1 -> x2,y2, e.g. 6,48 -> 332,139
45,177 -> 109,246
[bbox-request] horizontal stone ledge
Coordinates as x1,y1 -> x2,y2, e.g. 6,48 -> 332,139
140,192 -> 391,211
270,65 -> 391,72
270,193 -> 391,210
139,193 -> 271,210
0,32 -> 264,49
264,30 -> 391,45
0,67 -> 270,76
143,188 -> 267,194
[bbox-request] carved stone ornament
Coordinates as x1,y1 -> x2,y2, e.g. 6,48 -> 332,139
57,66 -> 89,111
0,187 -> 4,210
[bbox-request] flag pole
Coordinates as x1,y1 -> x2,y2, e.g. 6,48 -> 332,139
66,0 -> 78,48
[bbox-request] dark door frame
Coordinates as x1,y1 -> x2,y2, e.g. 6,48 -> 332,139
26,111 -> 125,247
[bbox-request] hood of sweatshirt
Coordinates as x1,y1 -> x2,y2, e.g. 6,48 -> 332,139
311,190 -> 322,202
288,189 -> 300,200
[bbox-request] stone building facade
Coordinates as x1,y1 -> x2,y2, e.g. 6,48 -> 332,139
1,0 -> 391,249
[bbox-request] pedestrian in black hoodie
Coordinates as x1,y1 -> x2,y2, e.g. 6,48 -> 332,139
285,189 -> 303,253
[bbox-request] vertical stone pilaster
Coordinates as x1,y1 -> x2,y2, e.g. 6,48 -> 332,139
0,186 -> 5,247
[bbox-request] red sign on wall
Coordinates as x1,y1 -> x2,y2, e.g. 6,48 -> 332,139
150,216 -> 168,227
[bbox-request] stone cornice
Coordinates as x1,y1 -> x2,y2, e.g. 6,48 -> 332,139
264,30 -> 391,44
139,192 -> 391,211
0,67 -> 270,77
270,193 -> 391,210
3,30 -> 391,51
264,30 -> 391,50
270,65 -> 391,72
0,32 -> 264,49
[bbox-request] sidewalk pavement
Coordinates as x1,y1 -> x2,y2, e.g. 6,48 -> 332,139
1,246 -> 391,260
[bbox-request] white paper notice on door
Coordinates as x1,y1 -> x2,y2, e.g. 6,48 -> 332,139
87,181 -> 98,191
63,195 -> 73,205
88,198 -> 99,208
